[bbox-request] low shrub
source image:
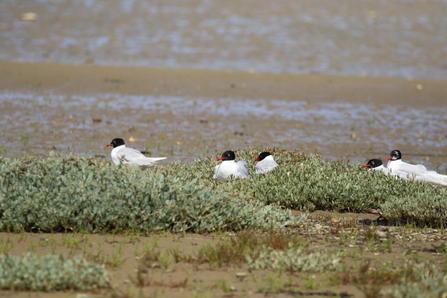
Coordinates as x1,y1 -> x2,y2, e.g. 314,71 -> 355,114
387,262 -> 446,298
247,246 -> 341,273
0,253 -> 109,291
0,154 -> 303,233
2,147 -> 447,231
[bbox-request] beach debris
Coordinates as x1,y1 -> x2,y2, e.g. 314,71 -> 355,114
367,11 -> 377,19
21,12 -> 37,21
236,272 -> 247,280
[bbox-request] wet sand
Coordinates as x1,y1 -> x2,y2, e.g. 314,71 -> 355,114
2,61 -> 446,106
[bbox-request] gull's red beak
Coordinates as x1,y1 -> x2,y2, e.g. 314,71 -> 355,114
386,157 -> 392,161
106,143 -> 113,147
254,158 -> 259,161
362,164 -> 369,168
216,157 -> 224,161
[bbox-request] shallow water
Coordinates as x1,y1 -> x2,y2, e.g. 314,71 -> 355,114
1,1 -> 447,171
2,91 -> 447,172
1,0 -> 447,79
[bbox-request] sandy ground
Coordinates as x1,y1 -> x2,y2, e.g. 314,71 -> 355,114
1,211 -> 447,298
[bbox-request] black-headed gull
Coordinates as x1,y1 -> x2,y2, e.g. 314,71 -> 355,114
363,159 -> 389,174
387,149 -> 447,186
213,150 -> 249,181
254,152 -> 278,174
106,138 -> 167,167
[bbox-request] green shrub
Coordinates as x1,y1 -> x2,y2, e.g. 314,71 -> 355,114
247,246 -> 341,272
2,148 -> 447,231
215,148 -> 447,226
0,154 -> 302,233
379,188 -> 447,227
0,253 -> 109,291
387,262 -> 447,298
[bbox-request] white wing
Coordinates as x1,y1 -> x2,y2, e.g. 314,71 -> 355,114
389,161 -> 427,179
213,164 -> 222,180
236,161 -> 250,178
416,172 -> 447,186
116,147 -> 166,166
372,165 -> 389,175
255,159 -> 278,174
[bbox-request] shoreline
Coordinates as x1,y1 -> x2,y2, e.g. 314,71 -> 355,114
1,60 -> 447,168
1,60 -> 446,107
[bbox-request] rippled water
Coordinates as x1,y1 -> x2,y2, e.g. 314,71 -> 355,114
1,0 -> 447,79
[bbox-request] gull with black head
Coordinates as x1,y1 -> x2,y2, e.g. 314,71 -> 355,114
213,150 -> 249,181
106,138 -> 167,167
387,149 -> 447,186
254,152 -> 278,174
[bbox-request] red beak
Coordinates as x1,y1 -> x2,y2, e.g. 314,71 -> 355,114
254,158 -> 259,161
362,164 -> 369,168
106,143 -> 113,147
216,157 -> 224,161
386,157 -> 392,161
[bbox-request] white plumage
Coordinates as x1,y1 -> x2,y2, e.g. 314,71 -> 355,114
107,138 -> 166,167
387,150 -> 447,186
213,150 -> 249,181
255,152 -> 278,174
363,159 -> 390,175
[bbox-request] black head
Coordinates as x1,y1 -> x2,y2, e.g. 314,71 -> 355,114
254,152 -> 272,161
217,150 -> 236,161
363,159 -> 383,169
106,138 -> 125,148
388,150 -> 402,161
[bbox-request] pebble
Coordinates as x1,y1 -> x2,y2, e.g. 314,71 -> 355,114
236,272 -> 247,278
375,231 -> 387,239
21,12 -> 37,21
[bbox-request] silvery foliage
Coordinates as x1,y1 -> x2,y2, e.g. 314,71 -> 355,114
0,253 -> 109,291
246,246 -> 341,272
387,262 -> 446,298
219,150 -> 447,227
0,155 -> 303,233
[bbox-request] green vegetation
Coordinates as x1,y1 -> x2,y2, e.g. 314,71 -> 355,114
0,253 -> 109,291
170,148 -> 447,227
0,152 -> 302,233
197,230 -> 304,267
1,148 -> 447,234
247,246 -> 341,273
